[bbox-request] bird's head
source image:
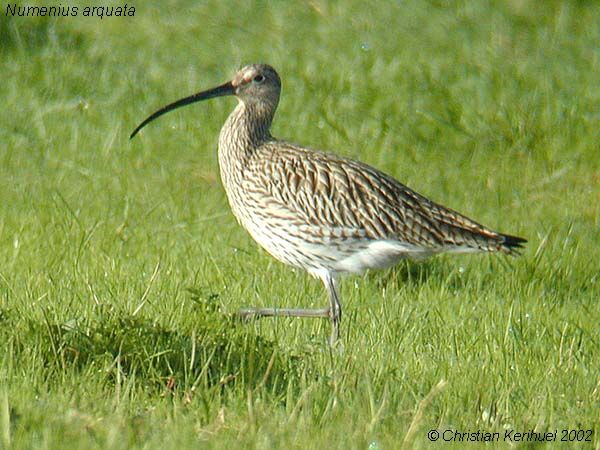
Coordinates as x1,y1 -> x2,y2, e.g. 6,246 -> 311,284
232,64 -> 281,108
130,63 -> 281,139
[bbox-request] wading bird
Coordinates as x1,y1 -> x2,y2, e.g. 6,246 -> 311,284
131,64 -> 526,344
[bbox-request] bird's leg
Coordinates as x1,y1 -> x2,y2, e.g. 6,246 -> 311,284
237,307 -> 330,319
236,272 -> 342,346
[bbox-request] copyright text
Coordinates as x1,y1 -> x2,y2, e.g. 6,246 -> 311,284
427,428 -> 593,443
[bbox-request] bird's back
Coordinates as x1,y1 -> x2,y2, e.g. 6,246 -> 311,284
224,139 -> 524,274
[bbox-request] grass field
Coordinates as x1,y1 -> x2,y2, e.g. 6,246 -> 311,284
1,0 -> 599,448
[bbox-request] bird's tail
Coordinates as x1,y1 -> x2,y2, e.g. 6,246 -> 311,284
498,233 -> 527,256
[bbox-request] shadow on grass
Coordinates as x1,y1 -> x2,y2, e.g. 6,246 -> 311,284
366,259 -> 442,291
367,256 -> 506,295
2,293 -> 301,396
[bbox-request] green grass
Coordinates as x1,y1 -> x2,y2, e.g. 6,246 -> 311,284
1,0 -> 599,448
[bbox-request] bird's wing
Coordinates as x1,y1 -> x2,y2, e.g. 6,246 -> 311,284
244,141 -> 519,253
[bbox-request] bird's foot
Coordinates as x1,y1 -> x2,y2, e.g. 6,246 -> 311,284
236,307 -> 330,320
236,306 -> 341,347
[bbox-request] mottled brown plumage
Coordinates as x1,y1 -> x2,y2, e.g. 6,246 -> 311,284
131,63 -> 526,344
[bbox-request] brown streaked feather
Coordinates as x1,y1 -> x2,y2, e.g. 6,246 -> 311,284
244,140 -> 522,254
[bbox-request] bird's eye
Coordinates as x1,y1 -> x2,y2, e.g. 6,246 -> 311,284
253,74 -> 265,83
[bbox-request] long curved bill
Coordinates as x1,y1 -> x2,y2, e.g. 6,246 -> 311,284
130,81 -> 235,139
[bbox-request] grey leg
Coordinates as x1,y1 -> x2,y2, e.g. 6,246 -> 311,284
237,307 -> 330,319
236,271 -> 342,346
